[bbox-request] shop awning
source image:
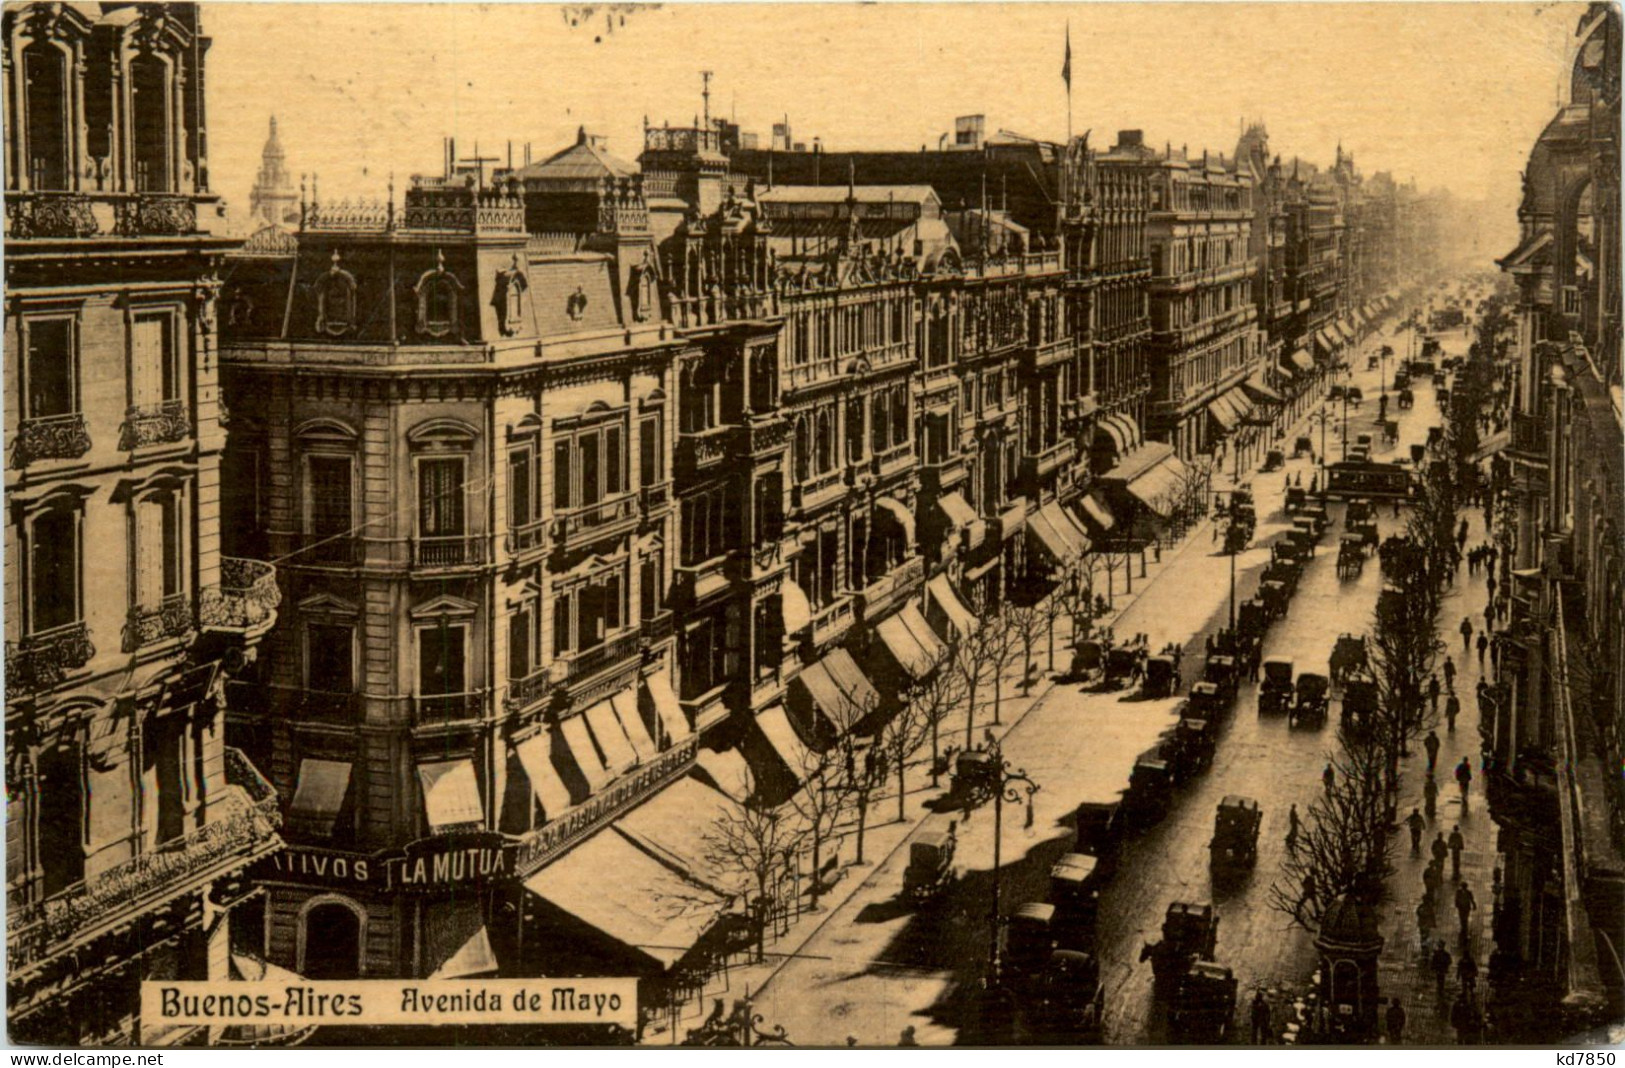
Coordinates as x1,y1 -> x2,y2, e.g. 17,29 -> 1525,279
938,492 -> 977,531
781,580 -> 812,637
793,660 -> 857,735
427,903 -> 499,979
644,669 -> 692,747
823,647 -> 880,721
514,731 -> 577,820
1243,374 -> 1285,404
559,714 -> 612,793
1078,493 -> 1115,532
1094,414 -> 1133,454
523,827 -> 728,971
1208,393 -> 1242,432
1124,453 -> 1193,517
616,776 -> 736,890
417,759 -> 484,833
874,496 -> 916,545
1027,502 -> 1089,566
1286,347 -> 1315,374
753,703 -> 814,780
1472,428 -> 1511,462
584,696 -> 640,772
926,574 -> 979,640
1099,439 -> 1176,484
612,689 -> 658,762
695,746 -> 754,803
1316,329 -> 1339,355
965,555 -> 1000,583
876,604 -> 946,680
289,759 -> 351,838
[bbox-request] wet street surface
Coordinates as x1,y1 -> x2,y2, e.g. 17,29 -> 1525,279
747,321 -> 1475,1046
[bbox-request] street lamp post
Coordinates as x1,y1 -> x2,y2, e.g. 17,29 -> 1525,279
983,741 -> 1040,986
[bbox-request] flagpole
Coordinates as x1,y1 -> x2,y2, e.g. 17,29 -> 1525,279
1064,20 -> 1073,146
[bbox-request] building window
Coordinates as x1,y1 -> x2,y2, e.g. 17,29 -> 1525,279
306,622 -> 354,693
681,486 -> 731,565
508,603 -> 537,682
23,317 -> 77,421
891,386 -> 909,448
417,620 -> 468,697
508,445 -> 535,533
870,393 -> 890,454
132,489 -> 185,611
307,455 -> 354,539
555,567 -> 626,654
849,517 -> 868,591
36,741 -> 84,896
847,397 -> 866,464
794,418 -> 811,483
753,598 -> 782,681
814,408 -> 834,474
754,473 -> 783,545
415,263 -> 461,339
23,43 -> 69,191
130,54 -> 170,193
417,457 -> 466,538
639,551 -> 663,621
553,420 -> 626,511
639,413 -> 663,485
131,311 -> 180,409
27,506 -> 81,635
681,614 -> 730,699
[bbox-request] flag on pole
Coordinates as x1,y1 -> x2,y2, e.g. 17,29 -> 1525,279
1062,23 -> 1072,90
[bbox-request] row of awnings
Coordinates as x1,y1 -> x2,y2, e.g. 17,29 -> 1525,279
1094,412 -> 1143,455
288,672 -> 692,837
875,602 -> 950,681
1026,500 -> 1091,567
937,491 -> 987,551
1208,388 -> 1257,433
1281,347 -> 1316,376
792,646 -> 883,736
1093,440 -> 1193,519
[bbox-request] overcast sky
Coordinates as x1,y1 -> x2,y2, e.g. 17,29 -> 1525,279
206,1 -> 1585,238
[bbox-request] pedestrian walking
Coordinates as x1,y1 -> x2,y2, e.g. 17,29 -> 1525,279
1250,990 -> 1272,1045
1322,762 -> 1335,793
1443,656 -> 1457,691
1460,616 -> 1473,648
1455,757 -> 1473,808
1431,832 -> 1449,868
1424,775 -> 1439,818
1424,729 -> 1441,772
1445,693 -> 1461,732
1423,858 -> 1442,905
1407,807 -> 1426,852
1451,993 -> 1472,1044
1385,997 -> 1407,1045
1476,631 -> 1488,665
1417,897 -> 1435,949
1430,941 -> 1453,998
1458,950 -> 1479,995
1287,803 -> 1301,852
1485,573 -> 1497,602
1448,825 -> 1466,880
1428,674 -> 1441,713
1455,881 -> 1477,939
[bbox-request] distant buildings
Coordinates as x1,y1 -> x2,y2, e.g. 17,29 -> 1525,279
1490,0 -> 1622,1035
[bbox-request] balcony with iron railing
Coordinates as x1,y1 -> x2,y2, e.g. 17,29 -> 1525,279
6,747 -> 281,977
674,554 -> 732,606
199,558 -> 281,639
5,190 -> 204,241
5,622 -> 96,699
792,468 -> 847,513
505,517 -> 549,559
123,594 -> 195,652
119,400 -> 191,451
870,442 -> 915,480
505,669 -> 551,715
10,412 -> 92,467
279,686 -> 361,728
1023,437 -> 1078,483
410,532 -> 491,570
553,627 -> 645,687
855,556 -> 925,622
553,494 -> 639,552
809,597 -> 855,648
1510,410 -> 1549,460
920,452 -> 970,496
283,531 -> 364,568
677,425 -> 733,478
412,689 -> 489,730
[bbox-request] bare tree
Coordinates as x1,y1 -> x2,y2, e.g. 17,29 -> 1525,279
1268,744 -> 1393,929
1005,600 -> 1049,695
983,606 -> 1025,726
905,663 -> 967,787
784,740 -> 852,912
1362,571 -> 1443,798
950,623 -> 999,749
839,730 -> 888,866
702,798 -> 806,961
875,688 -> 933,825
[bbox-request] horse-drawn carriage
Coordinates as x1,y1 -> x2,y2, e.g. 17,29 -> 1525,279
946,749 -> 999,809
1396,387 -> 1414,409
1336,535 -> 1366,578
1292,436 -> 1314,459
1288,673 -> 1331,729
1259,658 -> 1294,716
1029,950 -> 1106,1041
1104,646 -> 1141,690
1329,634 -> 1370,684
1262,558 -> 1302,597
902,827 -> 959,906
1259,579 -> 1291,620
1261,448 -> 1285,472
1069,639 -> 1107,683
1345,499 -> 1374,526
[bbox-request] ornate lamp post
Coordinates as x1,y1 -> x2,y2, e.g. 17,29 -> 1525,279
982,740 -> 1040,985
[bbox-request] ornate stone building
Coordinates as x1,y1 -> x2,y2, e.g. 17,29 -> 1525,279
3,1 -> 282,1045
246,115 -> 297,229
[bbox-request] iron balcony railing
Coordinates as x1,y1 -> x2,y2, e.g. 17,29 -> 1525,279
411,533 -> 490,569
5,622 -> 95,697
123,594 -> 195,652
199,557 -> 281,635
11,412 -> 91,467
412,689 -> 489,729
119,400 -> 191,450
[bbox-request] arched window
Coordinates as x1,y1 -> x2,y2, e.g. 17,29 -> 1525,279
301,899 -> 364,979
315,252 -> 358,336
870,393 -> 888,454
23,42 -> 68,190
131,54 -> 170,192
814,409 -> 834,474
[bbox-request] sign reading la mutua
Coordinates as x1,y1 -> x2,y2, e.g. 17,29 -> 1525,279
258,832 -> 522,894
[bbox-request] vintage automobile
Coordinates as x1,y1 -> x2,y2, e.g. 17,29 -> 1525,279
1259,658 -> 1294,716
1261,449 -> 1285,472
1074,801 -> 1124,867
1346,498 -> 1373,526
1140,902 -> 1220,990
1329,633 -> 1370,684
1143,655 -> 1181,699
1432,371 -> 1448,389
1007,903 -> 1058,980
1290,673 -> 1331,729
1126,751 -> 1173,825
947,749 -> 998,809
1070,638 -> 1108,682
1292,436 -> 1314,459
1337,536 -> 1366,578
1393,371 -> 1412,392
1300,502 -> 1330,530
1384,419 -> 1401,444
1104,646 -> 1141,690
1222,521 -> 1251,555
1031,950 -> 1106,1041
1284,528 -> 1317,559
1285,485 -> 1309,513
1209,795 -> 1262,871
1341,674 -> 1379,734
1347,387 -> 1364,406
1263,559 -> 1302,596
1202,654 -> 1240,704
1292,516 -> 1322,542
1259,579 -> 1291,620
1048,853 -> 1105,950
1272,538 -> 1309,566
1169,962 -> 1239,1044
1163,716 -> 1215,781
1397,387 -> 1415,410
903,827 -> 958,906
1328,384 -> 1345,402
1235,602 -> 1270,667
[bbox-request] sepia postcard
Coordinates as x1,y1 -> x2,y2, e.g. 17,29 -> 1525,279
3,0 -> 1622,1050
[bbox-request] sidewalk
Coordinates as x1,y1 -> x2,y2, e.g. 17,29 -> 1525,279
639,502 -> 1222,1044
